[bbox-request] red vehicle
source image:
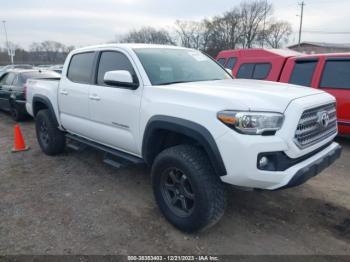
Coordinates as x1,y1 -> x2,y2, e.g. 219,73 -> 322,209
216,49 -> 350,136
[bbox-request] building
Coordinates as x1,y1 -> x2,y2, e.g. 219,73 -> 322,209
288,42 -> 350,54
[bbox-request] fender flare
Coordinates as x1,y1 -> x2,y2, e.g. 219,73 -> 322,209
32,95 -> 59,127
142,115 -> 227,176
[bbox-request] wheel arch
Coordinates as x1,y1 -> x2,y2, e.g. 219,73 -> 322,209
142,115 -> 227,176
32,95 -> 59,127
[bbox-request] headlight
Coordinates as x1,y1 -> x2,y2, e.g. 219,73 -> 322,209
217,111 -> 284,135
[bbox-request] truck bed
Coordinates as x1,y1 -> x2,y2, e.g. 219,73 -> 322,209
25,78 -> 61,118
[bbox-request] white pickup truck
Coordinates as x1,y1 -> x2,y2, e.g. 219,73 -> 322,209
26,44 -> 341,232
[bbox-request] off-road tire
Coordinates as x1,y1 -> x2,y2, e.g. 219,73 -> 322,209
35,109 -> 65,155
152,144 -> 226,233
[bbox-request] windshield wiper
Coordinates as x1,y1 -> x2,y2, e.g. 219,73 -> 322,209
157,79 -> 224,86
158,81 -> 191,86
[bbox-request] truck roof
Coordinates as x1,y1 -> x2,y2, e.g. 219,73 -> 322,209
217,48 -> 350,59
295,52 -> 350,58
73,43 -> 189,53
217,48 -> 301,58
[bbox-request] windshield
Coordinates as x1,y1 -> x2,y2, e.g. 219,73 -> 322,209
134,48 -> 232,85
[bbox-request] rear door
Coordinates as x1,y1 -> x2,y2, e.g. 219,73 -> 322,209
317,58 -> 350,132
58,51 -> 96,137
87,50 -> 142,154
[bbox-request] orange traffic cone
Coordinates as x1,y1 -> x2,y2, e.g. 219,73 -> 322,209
12,124 -> 30,152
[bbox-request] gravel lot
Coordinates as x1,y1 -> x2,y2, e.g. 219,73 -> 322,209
0,111 -> 349,256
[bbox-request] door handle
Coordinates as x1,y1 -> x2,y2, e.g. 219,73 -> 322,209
89,94 -> 101,101
60,90 -> 68,95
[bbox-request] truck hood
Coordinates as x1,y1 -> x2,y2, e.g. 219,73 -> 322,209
160,79 -> 325,112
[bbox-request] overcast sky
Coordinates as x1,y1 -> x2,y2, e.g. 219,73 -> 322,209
0,0 -> 349,49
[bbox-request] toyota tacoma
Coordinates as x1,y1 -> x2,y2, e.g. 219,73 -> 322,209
26,44 -> 341,232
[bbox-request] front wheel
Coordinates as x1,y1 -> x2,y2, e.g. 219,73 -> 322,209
35,109 -> 66,155
152,145 -> 226,233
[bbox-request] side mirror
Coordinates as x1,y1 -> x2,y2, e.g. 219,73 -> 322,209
103,70 -> 138,89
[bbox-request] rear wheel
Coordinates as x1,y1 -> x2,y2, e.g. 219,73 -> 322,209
152,144 -> 226,233
10,103 -> 26,122
35,109 -> 66,155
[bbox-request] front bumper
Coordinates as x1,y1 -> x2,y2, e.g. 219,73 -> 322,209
280,144 -> 341,189
216,93 -> 340,190
218,130 -> 341,190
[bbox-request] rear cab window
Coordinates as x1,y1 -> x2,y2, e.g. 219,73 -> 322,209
320,59 -> 350,89
217,58 -> 226,66
237,63 -> 271,80
253,64 -> 271,79
225,57 -> 237,70
289,59 -> 318,87
67,52 -> 95,84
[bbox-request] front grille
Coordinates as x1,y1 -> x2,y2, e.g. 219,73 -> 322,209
294,103 -> 337,149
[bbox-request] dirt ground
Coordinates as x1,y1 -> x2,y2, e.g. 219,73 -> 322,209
0,111 -> 349,256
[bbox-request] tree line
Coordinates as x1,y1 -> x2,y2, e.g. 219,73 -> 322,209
0,0 -> 292,64
0,41 -> 74,65
119,0 -> 292,56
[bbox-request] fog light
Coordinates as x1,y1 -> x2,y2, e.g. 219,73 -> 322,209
259,156 -> 269,168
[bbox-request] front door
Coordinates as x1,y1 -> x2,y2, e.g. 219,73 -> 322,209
88,50 -> 142,155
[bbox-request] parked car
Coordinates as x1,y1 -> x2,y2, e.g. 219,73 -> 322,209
26,44 -> 341,232
48,65 -> 64,74
0,69 -> 60,121
36,64 -> 53,69
0,64 -> 34,77
216,49 -> 350,137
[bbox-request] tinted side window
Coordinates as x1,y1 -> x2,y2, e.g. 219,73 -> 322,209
237,64 -> 255,79
12,75 -> 20,86
253,64 -> 271,80
67,52 -> 95,84
289,60 -> 317,87
0,74 -> 9,85
320,60 -> 350,89
97,51 -> 137,86
5,73 -> 16,85
225,57 -> 237,70
217,58 -> 226,66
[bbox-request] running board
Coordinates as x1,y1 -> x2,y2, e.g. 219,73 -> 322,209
66,134 -> 144,167
66,139 -> 87,151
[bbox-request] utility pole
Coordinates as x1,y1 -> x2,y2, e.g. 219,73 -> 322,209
298,1 -> 305,49
262,0 -> 268,48
2,20 -> 13,64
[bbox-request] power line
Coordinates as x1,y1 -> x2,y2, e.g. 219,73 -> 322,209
303,31 -> 350,34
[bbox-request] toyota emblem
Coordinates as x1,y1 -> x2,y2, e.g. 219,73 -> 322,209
317,111 -> 330,129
